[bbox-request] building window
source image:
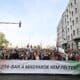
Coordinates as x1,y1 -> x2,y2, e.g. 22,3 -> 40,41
72,20 -> 74,26
76,17 -> 78,23
75,8 -> 77,13
72,11 -> 73,16
68,44 -> 70,48
69,11 -> 71,15
71,34 -> 73,39
65,18 -> 66,23
66,15 -> 68,18
74,0 -> 76,4
67,21 -> 69,26
62,27 -> 64,32
73,30 -> 75,36
71,3 -> 73,8
77,28 -> 79,35
70,25 -> 72,30
70,18 -> 71,22
68,35 -> 70,40
72,43 -> 73,49
66,9 -> 68,13
68,28 -> 69,32
66,26 -> 67,34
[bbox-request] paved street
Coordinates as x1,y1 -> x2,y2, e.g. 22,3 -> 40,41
0,74 -> 80,80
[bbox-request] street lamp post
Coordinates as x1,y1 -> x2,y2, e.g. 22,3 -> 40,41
0,21 -> 21,28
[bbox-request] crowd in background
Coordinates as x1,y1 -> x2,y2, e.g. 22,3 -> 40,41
0,47 -> 80,61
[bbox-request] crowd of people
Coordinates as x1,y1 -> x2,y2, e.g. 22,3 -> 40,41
0,47 -> 80,61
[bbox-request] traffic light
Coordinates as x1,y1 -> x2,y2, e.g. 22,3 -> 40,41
19,21 -> 21,28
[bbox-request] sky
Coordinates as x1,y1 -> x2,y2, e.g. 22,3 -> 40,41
0,0 -> 69,47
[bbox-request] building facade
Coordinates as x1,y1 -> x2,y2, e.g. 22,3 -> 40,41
57,0 -> 80,51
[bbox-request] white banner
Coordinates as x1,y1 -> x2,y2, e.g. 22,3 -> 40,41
0,60 -> 80,74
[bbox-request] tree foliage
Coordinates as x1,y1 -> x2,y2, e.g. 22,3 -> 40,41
0,32 -> 9,48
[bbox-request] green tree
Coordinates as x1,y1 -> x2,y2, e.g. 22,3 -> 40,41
0,32 -> 9,49
34,45 -> 42,50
